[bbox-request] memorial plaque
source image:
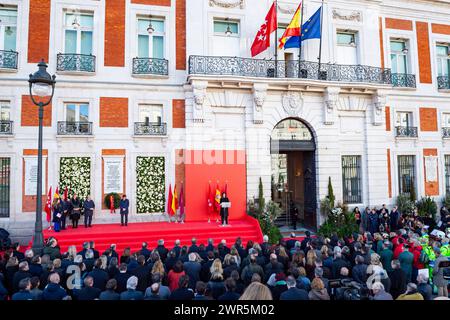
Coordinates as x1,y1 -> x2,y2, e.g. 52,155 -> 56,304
24,157 -> 47,196
104,157 -> 123,194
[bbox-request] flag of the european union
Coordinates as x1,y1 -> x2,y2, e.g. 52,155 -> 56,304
284,6 -> 322,49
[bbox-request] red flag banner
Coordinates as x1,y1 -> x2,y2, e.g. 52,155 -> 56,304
167,184 -> 174,216
179,183 -> 185,218
207,182 -> 214,214
251,2 -> 277,57
214,183 -> 221,212
45,186 -> 52,223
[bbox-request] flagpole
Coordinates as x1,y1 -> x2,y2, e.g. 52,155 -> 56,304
317,0 -> 324,80
298,0 -> 305,78
274,0 -> 278,78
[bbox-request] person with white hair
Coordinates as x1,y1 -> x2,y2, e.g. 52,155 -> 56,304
396,283 -> 424,300
331,247 -> 350,279
120,276 -> 143,300
42,273 -> 68,300
417,273 -> 432,300
183,252 -> 201,289
372,282 -> 393,300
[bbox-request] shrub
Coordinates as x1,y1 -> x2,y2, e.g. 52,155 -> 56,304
442,194 -> 450,209
257,177 -> 265,216
416,196 -> 437,219
104,193 -> 121,209
396,194 -> 415,215
248,198 -> 283,244
327,177 -> 335,208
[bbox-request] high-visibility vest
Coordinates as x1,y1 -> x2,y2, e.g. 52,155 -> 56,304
441,244 -> 450,257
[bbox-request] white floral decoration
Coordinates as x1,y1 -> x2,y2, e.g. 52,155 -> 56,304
136,156 -> 165,214
59,157 -> 91,200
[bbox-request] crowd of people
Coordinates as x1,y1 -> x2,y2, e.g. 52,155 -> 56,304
0,203 -> 449,301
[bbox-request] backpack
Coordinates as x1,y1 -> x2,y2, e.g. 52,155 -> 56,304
419,250 -> 430,265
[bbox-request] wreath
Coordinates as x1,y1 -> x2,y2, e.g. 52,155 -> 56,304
104,193 -> 121,209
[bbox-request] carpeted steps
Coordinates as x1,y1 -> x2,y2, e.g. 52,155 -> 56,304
42,218 -> 263,254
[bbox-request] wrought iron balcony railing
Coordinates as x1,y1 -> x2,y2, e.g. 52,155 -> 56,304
0,121 -> 13,134
437,76 -> 450,90
56,53 -> 96,73
188,56 -> 392,85
395,126 -> 418,138
57,121 -> 93,135
132,57 -> 169,76
442,127 -> 450,139
134,122 -> 167,136
0,50 -> 18,70
391,73 -> 416,88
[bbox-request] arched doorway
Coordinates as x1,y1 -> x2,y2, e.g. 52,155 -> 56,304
270,118 -> 317,229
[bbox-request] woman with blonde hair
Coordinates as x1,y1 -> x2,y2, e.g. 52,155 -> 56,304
99,255 -> 108,269
66,245 -> 77,261
308,278 -> 330,300
239,282 -> 273,300
278,246 -> 289,269
151,260 -> 166,279
305,250 -> 317,280
229,247 -> 241,267
289,251 -> 305,269
208,259 -> 225,299
367,252 -> 382,275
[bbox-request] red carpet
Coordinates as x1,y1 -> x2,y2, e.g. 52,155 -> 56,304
42,216 -> 263,254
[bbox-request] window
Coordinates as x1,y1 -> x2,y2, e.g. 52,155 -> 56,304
137,17 -> 165,59
390,40 -> 408,74
342,156 -> 362,203
336,31 -> 358,65
0,157 -> 10,217
212,19 -> 240,56
443,113 -> 450,127
64,12 -> 93,55
64,103 -> 89,122
398,155 -> 416,196
138,104 -> 163,124
436,44 -> 450,77
445,155 -> 450,194
396,111 -> 413,128
0,8 -> 17,51
0,101 -> 10,121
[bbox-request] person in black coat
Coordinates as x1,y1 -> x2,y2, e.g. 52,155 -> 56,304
280,276 -> 309,300
61,198 -> 72,230
289,201 -> 299,230
218,278 -> 240,300
73,276 -> 101,300
99,279 -> 120,300
70,194 -> 81,228
388,260 -> 407,299
119,195 -> 129,226
156,240 -> 169,262
83,195 -> 95,228
88,259 -> 109,291
11,278 -> 33,300
219,193 -> 230,226
169,275 -> 194,300
11,243 -> 25,262
52,198 -> 63,232
13,262 -> 32,293
137,242 -> 152,261
132,256 -> 151,292
114,264 -> 132,293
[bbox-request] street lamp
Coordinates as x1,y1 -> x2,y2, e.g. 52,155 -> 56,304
28,60 -> 56,255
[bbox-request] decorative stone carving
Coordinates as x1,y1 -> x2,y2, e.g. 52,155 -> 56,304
192,80 -> 208,123
372,90 -> 387,126
209,0 -> 244,9
324,87 -> 340,125
332,9 -> 362,22
252,83 -> 268,124
282,91 -> 303,117
277,3 -> 297,14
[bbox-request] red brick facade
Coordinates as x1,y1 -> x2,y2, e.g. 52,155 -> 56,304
431,23 -> 450,35
27,0 -> 51,63
416,22 -> 432,84
131,0 -> 171,5
105,0 -> 125,67
99,97 -> 129,127
419,107 -> 438,132
385,106 -> 391,132
172,99 -> 186,128
176,0 -> 186,70
21,95 -> 52,127
385,17 -> 413,31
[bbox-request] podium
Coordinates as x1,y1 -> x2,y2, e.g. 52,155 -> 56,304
220,202 -> 231,208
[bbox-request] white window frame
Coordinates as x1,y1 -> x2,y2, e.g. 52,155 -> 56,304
137,104 -> 163,123
63,102 -> 90,122
436,43 -> 450,76
213,19 -> 240,38
389,38 -> 409,74
395,111 -> 414,128
63,11 -> 94,55
0,6 -> 17,51
136,16 -> 166,59
0,101 -> 11,121
442,112 -> 450,127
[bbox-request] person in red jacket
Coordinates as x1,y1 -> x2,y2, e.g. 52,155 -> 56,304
393,237 -> 405,259
410,240 -> 425,283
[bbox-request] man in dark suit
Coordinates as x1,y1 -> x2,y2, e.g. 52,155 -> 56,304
74,276 -> 101,300
280,276 -> 309,300
83,250 -> 95,272
171,240 -> 182,258
188,238 -> 199,253
156,239 -> 169,262
88,259 -> 109,291
286,232 -> 298,251
132,255 -> 151,292
300,231 -> 312,252
13,261 -> 32,293
183,253 -> 201,289
89,241 -> 100,259
169,275 -> 194,300
120,276 -> 144,300
99,279 -> 120,300
138,242 -> 152,261
218,278 -> 240,300
12,243 -> 25,261
206,238 -> 215,253
77,242 -> 90,258
119,194 -> 130,226
114,264 -> 132,293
